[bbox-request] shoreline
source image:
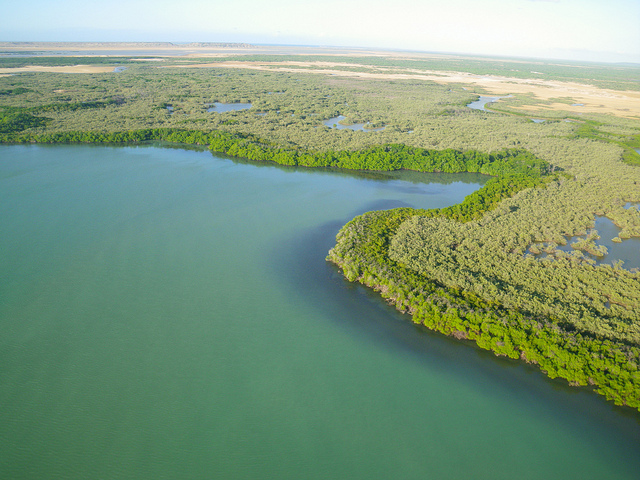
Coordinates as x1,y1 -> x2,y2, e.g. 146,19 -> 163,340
2,130 -> 638,410
326,207 -> 640,411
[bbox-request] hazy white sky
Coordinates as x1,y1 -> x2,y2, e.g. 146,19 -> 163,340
3,0 -> 639,62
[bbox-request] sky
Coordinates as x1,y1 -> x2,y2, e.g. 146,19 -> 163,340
3,0 -> 639,63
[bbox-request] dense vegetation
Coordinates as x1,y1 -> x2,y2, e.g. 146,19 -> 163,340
1,53 -> 640,409
0,100 -> 118,134
328,207 -> 640,409
0,56 -> 148,68
1,126 -> 551,214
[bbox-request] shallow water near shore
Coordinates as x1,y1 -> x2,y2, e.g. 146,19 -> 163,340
527,215 -> 640,270
1,144 -> 639,479
558,216 -> 640,269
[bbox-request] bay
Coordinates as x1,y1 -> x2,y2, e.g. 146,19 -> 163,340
1,144 -> 639,479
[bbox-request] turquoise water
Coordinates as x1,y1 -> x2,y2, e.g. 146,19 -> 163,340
1,144 -> 639,479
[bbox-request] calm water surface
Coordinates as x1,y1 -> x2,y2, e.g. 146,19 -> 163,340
323,115 -> 385,131
566,216 -> 640,269
1,145 -> 639,479
529,215 -> 640,270
207,102 -> 252,113
467,95 -> 511,112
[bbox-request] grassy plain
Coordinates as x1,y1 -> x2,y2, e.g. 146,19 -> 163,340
183,60 -> 640,118
1,42 -> 640,409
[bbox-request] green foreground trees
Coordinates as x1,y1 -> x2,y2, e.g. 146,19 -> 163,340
327,204 -> 640,410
